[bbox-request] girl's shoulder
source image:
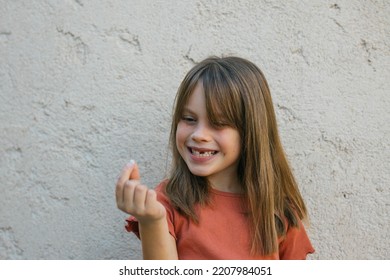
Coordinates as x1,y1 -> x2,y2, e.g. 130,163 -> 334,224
155,179 -> 169,192
278,217 -> 315,259
155,179 -> 170,203
154,179 -> 175,210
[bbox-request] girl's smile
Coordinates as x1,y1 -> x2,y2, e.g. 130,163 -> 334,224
187,146 -> 218,163
176,81 -> 241,192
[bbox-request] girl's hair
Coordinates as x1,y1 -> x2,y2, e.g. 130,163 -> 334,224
166,56 -> 308,255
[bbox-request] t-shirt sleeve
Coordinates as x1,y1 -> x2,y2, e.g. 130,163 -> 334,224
278,219 -> 315,260
125,215 -> 140,238
125,180 -> 176,240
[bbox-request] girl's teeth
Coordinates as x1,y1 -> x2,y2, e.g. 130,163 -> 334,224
191,149 -> 215,157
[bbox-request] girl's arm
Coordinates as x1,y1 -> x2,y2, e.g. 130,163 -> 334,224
116,161 -> 178,259
139,214 -> 178,259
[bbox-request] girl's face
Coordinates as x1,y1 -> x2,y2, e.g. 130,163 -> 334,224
176,81 -> 242,192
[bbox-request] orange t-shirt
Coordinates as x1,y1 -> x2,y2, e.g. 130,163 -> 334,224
126,181 -> 315,260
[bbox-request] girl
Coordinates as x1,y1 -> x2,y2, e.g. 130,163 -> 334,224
116,56 -> 315,259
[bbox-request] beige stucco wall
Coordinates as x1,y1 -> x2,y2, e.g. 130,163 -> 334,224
1,0 -> 389,260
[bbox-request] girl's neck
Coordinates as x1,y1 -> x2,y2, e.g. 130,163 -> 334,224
208,175 -> 243,194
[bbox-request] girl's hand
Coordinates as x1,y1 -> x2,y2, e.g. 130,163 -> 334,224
116,160 -> 166,224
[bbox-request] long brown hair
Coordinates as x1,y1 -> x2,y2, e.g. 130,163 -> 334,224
166,56 -> 308,255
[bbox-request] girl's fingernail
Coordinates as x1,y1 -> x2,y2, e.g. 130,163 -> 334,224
126,159 -> 135,168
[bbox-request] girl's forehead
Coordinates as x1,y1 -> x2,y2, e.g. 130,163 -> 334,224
179,81 -> 202,105
180,88 -> 203,111
185,93 -> 225,119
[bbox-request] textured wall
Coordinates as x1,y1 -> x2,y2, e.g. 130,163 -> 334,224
1,0 -> 389,260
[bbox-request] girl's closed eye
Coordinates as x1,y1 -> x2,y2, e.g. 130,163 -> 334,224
211,120 -> 229,128
181,115 -> 196,123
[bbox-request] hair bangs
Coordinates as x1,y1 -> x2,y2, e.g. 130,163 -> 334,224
201,64 -> 243,131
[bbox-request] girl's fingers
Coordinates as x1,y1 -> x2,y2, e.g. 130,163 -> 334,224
115,161 -> 164,220
145,189 -> 158,207
133,184 -> 148,212
115,161 -> 140,204
121,180 -> 137,212
145,189 -> 166,220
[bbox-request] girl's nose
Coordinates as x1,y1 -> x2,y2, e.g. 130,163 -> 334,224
191,123 -> 212,142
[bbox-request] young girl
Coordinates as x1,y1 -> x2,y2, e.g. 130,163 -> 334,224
116,56 -> 315,259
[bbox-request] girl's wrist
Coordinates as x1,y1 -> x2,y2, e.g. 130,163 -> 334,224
138,216 -> 169,236
137,213 -> 166,227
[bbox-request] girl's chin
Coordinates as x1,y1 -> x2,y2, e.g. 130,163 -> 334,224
187,167 -> 212,177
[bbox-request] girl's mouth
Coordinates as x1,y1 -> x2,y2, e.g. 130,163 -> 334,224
188,147 -> 218,158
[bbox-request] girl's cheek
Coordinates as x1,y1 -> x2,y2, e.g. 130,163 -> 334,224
176,123 -> 186,145
177,122 -> 189,136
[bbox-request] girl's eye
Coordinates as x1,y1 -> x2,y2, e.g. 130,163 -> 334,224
212,120 -> 229,128
181,116 -> 196,123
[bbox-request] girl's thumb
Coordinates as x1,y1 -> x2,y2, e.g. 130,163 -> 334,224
128,160 -> 141,180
